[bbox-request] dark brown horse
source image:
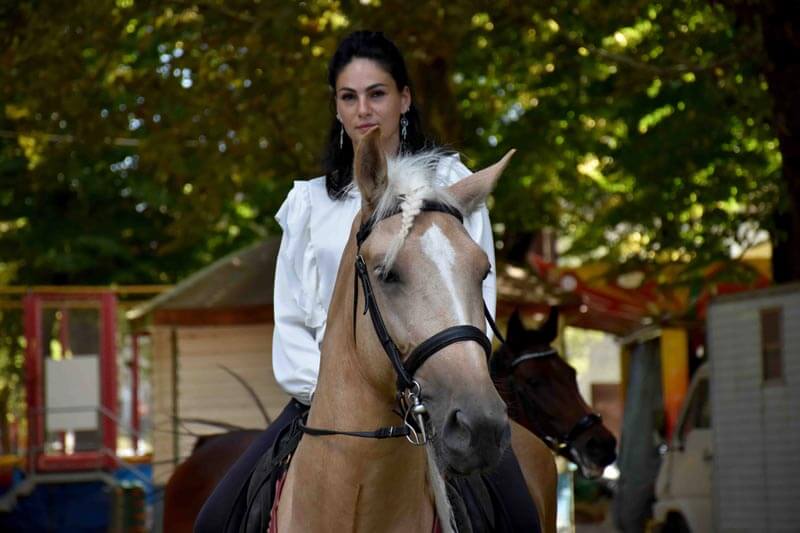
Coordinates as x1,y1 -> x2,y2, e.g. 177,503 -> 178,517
163,430 -> 262,532
492,308 -> 617,479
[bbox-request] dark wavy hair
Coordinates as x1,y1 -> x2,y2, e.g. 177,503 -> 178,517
322,31 -> 430,199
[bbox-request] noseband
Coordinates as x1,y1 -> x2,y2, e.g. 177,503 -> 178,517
300,201 -> 504,445
509,348 -> 602,454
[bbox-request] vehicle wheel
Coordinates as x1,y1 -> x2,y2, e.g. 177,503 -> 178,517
663,513 -> 691,533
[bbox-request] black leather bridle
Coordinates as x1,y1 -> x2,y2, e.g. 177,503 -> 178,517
509,348 -> 602,454
300,201 -> 504,445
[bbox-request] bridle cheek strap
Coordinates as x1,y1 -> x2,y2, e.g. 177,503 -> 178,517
563,413 -> 602,446
354,254 -> 415,388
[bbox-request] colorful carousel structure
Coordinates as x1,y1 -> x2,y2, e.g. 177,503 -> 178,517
0,288 -> 159,532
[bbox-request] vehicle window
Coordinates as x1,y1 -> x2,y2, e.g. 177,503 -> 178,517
679,378 -> 710,442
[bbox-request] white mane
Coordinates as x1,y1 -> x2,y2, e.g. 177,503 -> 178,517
373,150 -> 461,270
426,444 -> 456,533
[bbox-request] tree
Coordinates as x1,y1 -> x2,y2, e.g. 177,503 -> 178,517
2,0 -> 796,445
732,1 -> 800,283
1,0 -> 792,287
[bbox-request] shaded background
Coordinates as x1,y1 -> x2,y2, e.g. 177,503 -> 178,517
1,1 -> 799,530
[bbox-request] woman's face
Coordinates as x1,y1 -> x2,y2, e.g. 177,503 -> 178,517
335,58 -> 411,155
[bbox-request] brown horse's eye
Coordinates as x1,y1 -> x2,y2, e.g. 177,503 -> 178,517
526,378 -> 543,389
376,267 -> 400,284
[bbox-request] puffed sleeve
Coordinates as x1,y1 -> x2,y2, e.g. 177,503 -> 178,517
438,155 -> 498,334
272,182 -> 323,405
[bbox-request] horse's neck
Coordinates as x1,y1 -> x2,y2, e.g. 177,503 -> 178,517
279,241 -> 435,532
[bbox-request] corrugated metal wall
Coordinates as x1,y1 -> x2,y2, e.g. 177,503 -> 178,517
708,286 -> 800,532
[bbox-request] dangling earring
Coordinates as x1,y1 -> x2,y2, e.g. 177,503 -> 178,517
339,120 -> 344,149
400,114 -> 408,149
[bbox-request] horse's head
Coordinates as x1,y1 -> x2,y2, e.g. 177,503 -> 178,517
492,308 -> 617,479
350,127 -> 512,476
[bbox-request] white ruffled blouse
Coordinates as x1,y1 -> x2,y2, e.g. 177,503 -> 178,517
273,154 -> 497,405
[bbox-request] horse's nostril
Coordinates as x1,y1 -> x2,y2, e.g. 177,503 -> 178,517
587,437 -> 603,453
446,409 -> 473,440
445,408 -> 510,448
439,403 -> 510,474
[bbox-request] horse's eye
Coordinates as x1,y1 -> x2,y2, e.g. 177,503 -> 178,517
526,378 -> 543,389
376,267 -> 400,284
482,268 -> 492,281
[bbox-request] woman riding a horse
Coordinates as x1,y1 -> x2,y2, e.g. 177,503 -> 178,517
194,31 -> 551,533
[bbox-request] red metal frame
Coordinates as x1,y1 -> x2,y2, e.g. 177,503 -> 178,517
23,291 -> 118,472
23,294 -> 42,472
130,332 -> 148,444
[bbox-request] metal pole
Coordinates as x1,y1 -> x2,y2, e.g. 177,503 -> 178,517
101,292 -> 118,465
170,328 -> 179,467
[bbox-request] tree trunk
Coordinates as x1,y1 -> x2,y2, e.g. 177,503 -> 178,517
0,387 -> 10,454
411,55 -> 464,147
761,2 -> 800,282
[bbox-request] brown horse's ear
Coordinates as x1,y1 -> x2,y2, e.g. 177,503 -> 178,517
507,309 -> 526,343
540,306 -> 559,343
354,127 -> 388,216
447,149 -> 515,213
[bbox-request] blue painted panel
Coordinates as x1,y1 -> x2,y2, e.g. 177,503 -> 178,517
0,481 -> 110,532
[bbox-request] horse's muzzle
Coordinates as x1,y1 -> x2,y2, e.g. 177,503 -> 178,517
438,396 -> 510,475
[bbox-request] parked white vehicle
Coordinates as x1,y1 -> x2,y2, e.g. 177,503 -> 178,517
652,283 -> 800,532
651,363 -> 711,533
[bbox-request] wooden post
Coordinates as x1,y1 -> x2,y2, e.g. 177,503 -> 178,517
170,327 -> 179,467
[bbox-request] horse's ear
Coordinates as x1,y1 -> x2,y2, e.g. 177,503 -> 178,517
354,127 -> 388,216
448,149 -> 515,213
540,306 -> 559,342
507,309 -> 526,344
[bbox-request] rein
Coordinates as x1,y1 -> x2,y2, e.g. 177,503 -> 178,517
507,348 -> 603,454
299,200 -> 504,445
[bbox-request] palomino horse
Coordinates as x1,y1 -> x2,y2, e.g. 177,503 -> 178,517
492,308 -> 617,479
274,128 -> 521,532
163,128 -> 558,532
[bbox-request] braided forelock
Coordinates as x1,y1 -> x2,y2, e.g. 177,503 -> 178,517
382,188 -> 425,269
373,150 -> 460,270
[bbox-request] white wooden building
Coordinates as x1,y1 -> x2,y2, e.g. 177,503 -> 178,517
707,283 -> 800,532
128,239 -> 288,482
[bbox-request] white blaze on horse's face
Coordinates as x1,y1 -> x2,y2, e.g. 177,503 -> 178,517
419,223 -> 467,324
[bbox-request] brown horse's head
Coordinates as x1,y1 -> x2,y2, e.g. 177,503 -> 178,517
492,308 -> 617,479
350,127 -> 513,476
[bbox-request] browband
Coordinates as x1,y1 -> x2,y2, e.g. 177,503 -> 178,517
356,200 -> 463,248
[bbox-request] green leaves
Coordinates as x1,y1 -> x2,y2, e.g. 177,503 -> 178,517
0,0 -> 785,289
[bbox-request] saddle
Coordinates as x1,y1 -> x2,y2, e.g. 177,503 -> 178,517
225,413 -> 534,533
